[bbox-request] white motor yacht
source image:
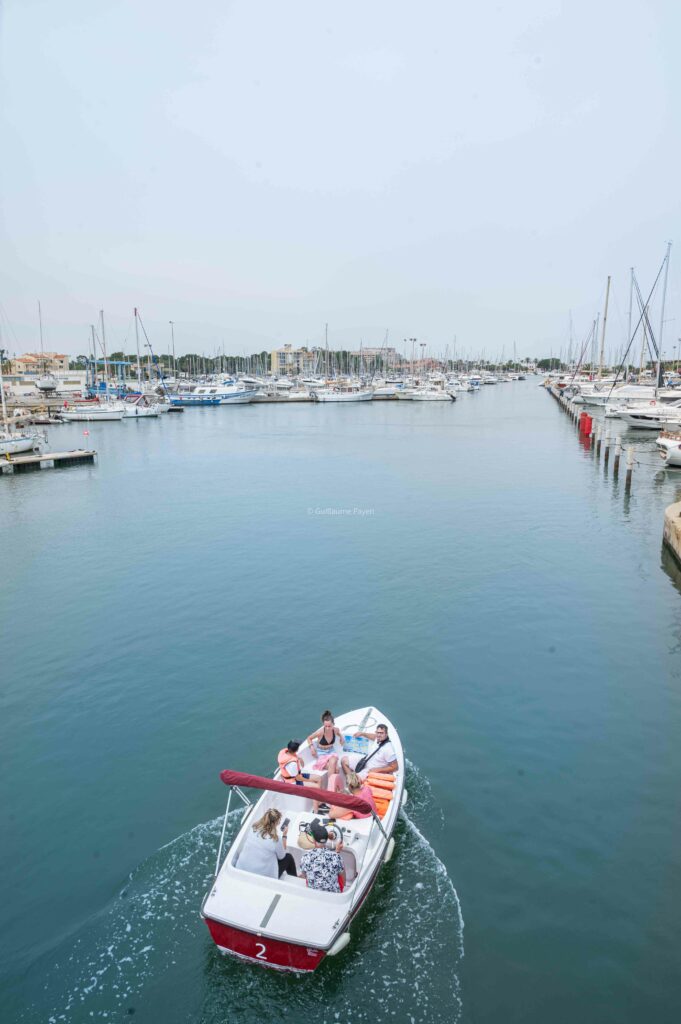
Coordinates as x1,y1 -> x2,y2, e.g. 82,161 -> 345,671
411,387 -> 455,401
171,383 -> 258,405
620,400 -> 681,431
122,395 -> 161,417
311,385 -> 374,402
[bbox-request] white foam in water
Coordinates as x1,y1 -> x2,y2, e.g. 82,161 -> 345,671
29,766 -> 464,1024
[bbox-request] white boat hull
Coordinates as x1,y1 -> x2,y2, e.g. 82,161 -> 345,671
0,433 -> 43,455
60,408 -> 125,421
666,445 -> 681,467
621,411 -> 681,430
312,389 -> 374,402
412,391 -> 454,401
122,397 -> 161,417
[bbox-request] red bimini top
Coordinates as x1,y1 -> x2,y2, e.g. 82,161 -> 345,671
219,769 -> 373,816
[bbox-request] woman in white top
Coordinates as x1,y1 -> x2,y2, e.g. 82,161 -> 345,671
235,808 -> 297,879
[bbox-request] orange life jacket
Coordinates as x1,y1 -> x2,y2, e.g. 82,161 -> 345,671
277,748 -> 301,780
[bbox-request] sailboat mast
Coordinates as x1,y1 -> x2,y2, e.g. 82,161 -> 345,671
325,323 -> 329,379
100,310 -> 110,394
598,276 -> 611,379
38,301 -> 45,374
657,242 -> 672,391
91,325 -> 98,390
134,308 -> 142,390
169,321 -> 176,376
0,337 -> 8,425
627,268 -> 634,375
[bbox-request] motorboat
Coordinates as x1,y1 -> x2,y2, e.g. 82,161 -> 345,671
170,382 -> 257,406
201,706 -> 405,972
411,387 -> 455,401
446,378 -> 473,393
311,385 -> 374,402
36,374 -> 58,393
122,395 -> 161,417
605,397 -> 678,419
620,400 -> 681,431
665,443 -> 681,468
656,431 -> 681,453
0,429 -> 46,456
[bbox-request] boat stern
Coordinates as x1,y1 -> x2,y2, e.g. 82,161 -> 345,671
203,915 -> 326,972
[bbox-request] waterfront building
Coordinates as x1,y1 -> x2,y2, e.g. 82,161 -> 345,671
13,352 -> 70,374
271,345 -> 318,376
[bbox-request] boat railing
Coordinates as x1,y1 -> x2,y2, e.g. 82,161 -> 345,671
214,786 -> 252,878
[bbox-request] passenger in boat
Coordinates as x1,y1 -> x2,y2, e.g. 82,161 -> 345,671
299,822 -> 345,893
341,723 -> 398,780
327,771 -> 377,820
235,809 -> 297,879
277,740 -> 323,787
278,739 -> 330,814
307,710 -> 343,776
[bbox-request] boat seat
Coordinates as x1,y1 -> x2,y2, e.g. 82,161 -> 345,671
280,873 -> 307,887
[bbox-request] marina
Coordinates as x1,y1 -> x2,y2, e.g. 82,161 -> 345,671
2,381 -> 681,1023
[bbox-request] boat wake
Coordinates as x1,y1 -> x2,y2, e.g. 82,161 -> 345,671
20,765 -> 463,1024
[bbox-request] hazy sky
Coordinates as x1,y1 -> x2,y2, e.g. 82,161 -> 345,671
1,0 -> 680,361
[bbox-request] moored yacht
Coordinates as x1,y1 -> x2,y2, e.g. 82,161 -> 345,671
170,382 -> 257,406
122,395 -> 161,417
311,384 -> 374,402
60,401 -> 126,421
411,387 -> 455,401
620,399 -> 681,431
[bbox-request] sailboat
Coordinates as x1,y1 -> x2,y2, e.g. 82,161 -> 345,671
0,340 -> 46,453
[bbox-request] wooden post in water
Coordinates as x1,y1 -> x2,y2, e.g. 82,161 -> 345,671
604,426 -> 611,466
613,436 -> 622,477
625,446 -> 634,492
590,421 -> 596,449
596,423 -> 602,458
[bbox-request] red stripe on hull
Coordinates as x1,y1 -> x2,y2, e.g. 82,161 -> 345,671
204,918 -> 326,972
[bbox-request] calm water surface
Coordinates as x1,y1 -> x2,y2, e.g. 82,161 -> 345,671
1,382 -> 681,1023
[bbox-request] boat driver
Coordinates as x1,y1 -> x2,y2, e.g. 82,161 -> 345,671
299,822 -> 346,893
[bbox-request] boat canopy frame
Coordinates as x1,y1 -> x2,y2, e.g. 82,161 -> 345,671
218,768 -> 388,854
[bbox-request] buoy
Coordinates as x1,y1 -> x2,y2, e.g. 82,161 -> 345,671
327,932 -> 351,957
383,837 -> 396,863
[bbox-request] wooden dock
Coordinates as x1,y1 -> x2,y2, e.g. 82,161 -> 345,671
0,449 -> 97,475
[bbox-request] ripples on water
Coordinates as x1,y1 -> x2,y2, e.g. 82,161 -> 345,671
27,763 -> 463,1024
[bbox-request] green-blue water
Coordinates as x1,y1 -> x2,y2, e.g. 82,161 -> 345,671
1,383 -> 680,1023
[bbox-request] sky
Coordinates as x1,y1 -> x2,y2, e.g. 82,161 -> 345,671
1,0 -> 680,362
